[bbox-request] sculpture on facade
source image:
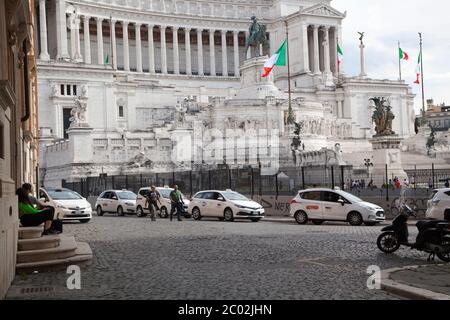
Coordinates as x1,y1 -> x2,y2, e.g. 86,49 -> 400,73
174,99 -> 188,126
245,16 -> 268,57
69,98 -> 88,128
370,97 -> 396,137
126,151 -> 154,169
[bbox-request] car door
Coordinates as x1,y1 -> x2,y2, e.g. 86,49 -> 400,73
209,192 -> 226,217
322,191 -> 347,221
110,192 -> 119,212
200,192 -> 214,216
137,189 -> 149,211
100,192 -> 111,212
300,191 -> 323,219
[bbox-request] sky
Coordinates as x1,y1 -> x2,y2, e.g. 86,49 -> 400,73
333,0 -> 450,113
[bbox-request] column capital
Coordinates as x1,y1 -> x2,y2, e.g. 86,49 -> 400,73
82,15 -> 91,20
135,22 -> 142,28
95,16 -> 104,22
233,30 -> 240,36
146,24 -> 154,29
209,28 -> 216,34
159,25 -> 167,30
172,26 -> 180,32
312,24 -> 320,30
197,28 -> 204,34
110,19 -> 117,25
185,27 -> 191,33
121,20 -> 129,26
221,30 -> 228,35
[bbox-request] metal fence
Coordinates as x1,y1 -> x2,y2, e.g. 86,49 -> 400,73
61,164 -> 450,199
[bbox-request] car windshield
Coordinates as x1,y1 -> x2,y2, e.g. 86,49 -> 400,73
337,191 -> 363,204
47,190 -> 82,200
117,191 -> 137,200
223,192 -> 248,201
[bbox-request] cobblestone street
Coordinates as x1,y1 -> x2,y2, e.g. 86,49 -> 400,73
6,216 -> 436,300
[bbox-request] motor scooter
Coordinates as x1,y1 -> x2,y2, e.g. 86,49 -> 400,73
377,204 -> 450,262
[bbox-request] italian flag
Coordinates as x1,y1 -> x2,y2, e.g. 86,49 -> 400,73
399,47 -> 409,61
337,44 -> 343,67
262,40 -> 287,78
414,53 -> 421,84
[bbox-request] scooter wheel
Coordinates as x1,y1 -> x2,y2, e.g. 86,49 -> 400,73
437,238 -> 450,262
377,232 -> 400,254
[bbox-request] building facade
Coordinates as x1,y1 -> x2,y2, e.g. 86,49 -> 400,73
0,0 -> 39,299
36,0 -> 416,187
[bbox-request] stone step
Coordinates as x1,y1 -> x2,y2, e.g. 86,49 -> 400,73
18,227 -> 44,240
18,235 -> 61,251
17,235 -> 77,264
16,242 -> 93,273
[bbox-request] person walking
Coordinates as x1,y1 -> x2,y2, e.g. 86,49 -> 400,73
145,186 -> 161,221
169,185 -> 184,222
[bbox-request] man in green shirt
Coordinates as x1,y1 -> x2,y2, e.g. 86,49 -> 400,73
169,185 -> 184,222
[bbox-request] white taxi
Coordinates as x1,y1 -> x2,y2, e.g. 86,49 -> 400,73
188,190 -> 264,222
426,189 -> 450,220
289,188 -> 385,226
136,187 -> 191,218
95,190 -> 137,216
39,188 -> 92,223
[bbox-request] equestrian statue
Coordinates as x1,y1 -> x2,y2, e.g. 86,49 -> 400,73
245,16 -> 269,57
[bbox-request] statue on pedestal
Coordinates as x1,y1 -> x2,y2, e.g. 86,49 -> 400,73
69,98 -> 88,128
245,16 -> 268,57
370,97 -> 396,137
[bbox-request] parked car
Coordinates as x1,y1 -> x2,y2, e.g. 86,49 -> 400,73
136,187 -> 191,218
188,190 -> 265,222
426,188 -> 450,220
39,187 -> 92,223
95,190 -> 137,216
289,188 -> 385,226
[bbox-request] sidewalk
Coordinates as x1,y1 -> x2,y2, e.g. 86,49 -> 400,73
381,264 -> 450,300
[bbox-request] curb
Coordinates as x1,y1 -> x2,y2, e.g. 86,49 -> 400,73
381,265 -> 450,300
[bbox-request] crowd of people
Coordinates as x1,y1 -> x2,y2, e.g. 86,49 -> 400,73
16,183 -> 62,236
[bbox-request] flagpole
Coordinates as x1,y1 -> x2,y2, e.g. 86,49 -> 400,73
398,41 -> 402,81
284,20 -> 294,125
110,14 -> 114,70
419,32 -> 425,116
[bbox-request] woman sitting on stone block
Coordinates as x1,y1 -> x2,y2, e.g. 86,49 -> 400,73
16,187 -> 58,235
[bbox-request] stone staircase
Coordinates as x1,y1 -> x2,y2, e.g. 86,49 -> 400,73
17,227 -> 92,272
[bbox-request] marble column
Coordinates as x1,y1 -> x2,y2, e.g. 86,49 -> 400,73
172,27 -> 179,75
160,25 -> 167,74
197,29 -> 204,76
302,23 -> 310,73
83,15 -> 91,64
122,21 -> 130,71
110,19 -> 117,69
312,25 -> 321,75
185,28 -> 192,75
135,23 -> 142,72
71,14 -> 82,61
147,24 -> 155,74
221,30 -> 228,76
69,13 -> 76,59
359,41 -> 366,78
56,0 -> 69,59
38,0 -> 50,60
233,31 -> 240,76
209,29 -> 216,76
96,17 -> 104,65
323,26 -> 331,74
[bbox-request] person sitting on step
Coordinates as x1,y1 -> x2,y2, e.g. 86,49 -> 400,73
16,187 -> 58,236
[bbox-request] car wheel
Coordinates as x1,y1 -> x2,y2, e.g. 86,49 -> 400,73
96,206 -> 104,216
251,218 -> 261,223
294,211 -> 308,225
79,219 -> 90,223
192,207 -> 202,221
117,206 -> 125,216
348,212 -> 363,226
160,207 -> 168,219
312,220 -> 324,225
136,206 -> 146,218
377,232 -> 400,254
224,208 -> 234,222
437,241 -> 450,262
